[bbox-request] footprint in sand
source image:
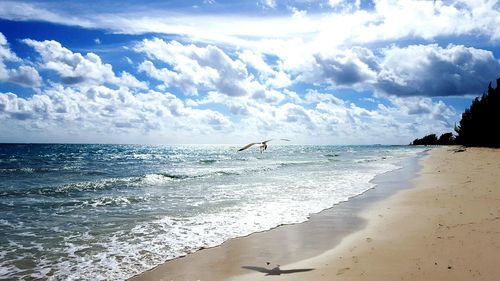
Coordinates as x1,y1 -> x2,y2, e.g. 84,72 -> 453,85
337,267 -> 351,275
366,237 -> 373,243
352,256 -> 359,263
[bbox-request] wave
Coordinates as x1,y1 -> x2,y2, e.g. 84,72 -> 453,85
278,160 -> 325,167
1,169 -> 240,197
0,167 -> 53,174
323,153 -> 340,158
55,178 -> 140,193
354,156 -> 389,163
198,159 -> 217,164
1,158 -> 330,198
0,177 -> 142,197
0,167 -> 107,176
143,170 -> 241,183
4,196 -> 149,210
80,196 -> 147,208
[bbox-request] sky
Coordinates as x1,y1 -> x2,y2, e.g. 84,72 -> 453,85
0,0 -> 499,144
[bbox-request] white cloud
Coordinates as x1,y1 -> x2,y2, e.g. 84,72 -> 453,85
359,0 -> 500,42
328,0 -> 361,12
0,84 -> 234,143
23,39 -> 146,89
260,0 -> 276,9
238,50 -> 273,76
138,60 -> 187,90
0,32 -> 42,87
297,47 -> 377,87
376,96 -> 458,139
304,89 -> 345,105
0,78 -> 460,144
238,49 -> 292,88
1,2 -> 493,144
375,44 -> 500,96
286,43 -> 500,97
1,0 -> 499,52
0,34 -> 467,144
183,82 -> 459,144
6,65 -> 42,88
0,32 -> 18,61
289,6 -> 307,19
136,38 -> 258,97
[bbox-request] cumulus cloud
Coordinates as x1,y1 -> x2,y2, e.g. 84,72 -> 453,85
136,38 -> 266,97
289,43 -> 500,97
4,0 -> 497,146
0,84 -> 233,142
6,65 -> 41,87
375,44 -> 500,97
0,33 -> 41,87
0,33 -> 18,61
0,76 -> 460,144
23,39 -> 146,89
328,0 -> 361,12
186,81 -> 458,144
357,0 -> 500,43
260,0 -> 276,9
238,49 -> 292,88
302,48 -> 377,87
376,96 -> 457,139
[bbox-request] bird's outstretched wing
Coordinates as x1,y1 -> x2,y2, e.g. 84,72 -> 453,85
238,143 -> 258,151
262,139 -> 273,144
280,138 -> 290,141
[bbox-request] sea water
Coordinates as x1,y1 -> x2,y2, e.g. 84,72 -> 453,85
0,144 -> 425,280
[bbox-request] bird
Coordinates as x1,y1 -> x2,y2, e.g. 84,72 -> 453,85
237,139 -> 290,153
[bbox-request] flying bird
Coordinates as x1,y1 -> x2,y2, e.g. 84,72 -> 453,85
238,139 -> 290,153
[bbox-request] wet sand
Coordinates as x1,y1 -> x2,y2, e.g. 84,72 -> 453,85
131,147 -> 500,281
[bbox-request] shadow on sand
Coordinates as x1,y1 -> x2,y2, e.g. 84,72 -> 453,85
242,265 -> 314,276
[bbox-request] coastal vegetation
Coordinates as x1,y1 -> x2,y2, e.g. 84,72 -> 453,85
412,132 -> 455,145
412,77 -> 500,147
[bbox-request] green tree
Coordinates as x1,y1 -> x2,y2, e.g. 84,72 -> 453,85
412,134 -> 438,145
437,132 -> 455,145
455,78 -> 500,147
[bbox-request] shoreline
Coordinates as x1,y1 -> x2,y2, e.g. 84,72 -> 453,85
130,149 -> 424,281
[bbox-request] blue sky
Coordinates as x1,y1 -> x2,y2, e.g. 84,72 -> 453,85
0,0 -> 499,144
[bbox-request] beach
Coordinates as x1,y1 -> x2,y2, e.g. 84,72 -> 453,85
131,146 -> 500,281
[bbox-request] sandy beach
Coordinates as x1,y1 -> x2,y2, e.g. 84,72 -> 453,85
131,147 -> 500,281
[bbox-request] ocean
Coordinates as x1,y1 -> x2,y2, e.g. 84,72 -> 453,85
0,144 -> 425,280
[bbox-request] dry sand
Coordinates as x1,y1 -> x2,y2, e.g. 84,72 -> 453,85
131,147 -> 500,281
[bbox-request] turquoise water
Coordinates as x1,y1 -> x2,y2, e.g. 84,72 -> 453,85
0,144 -> 424,280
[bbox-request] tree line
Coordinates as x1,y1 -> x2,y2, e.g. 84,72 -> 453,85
411,77 -> 500,147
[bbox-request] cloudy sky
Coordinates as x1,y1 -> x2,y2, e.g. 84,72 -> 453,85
0,0 -> 499,144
